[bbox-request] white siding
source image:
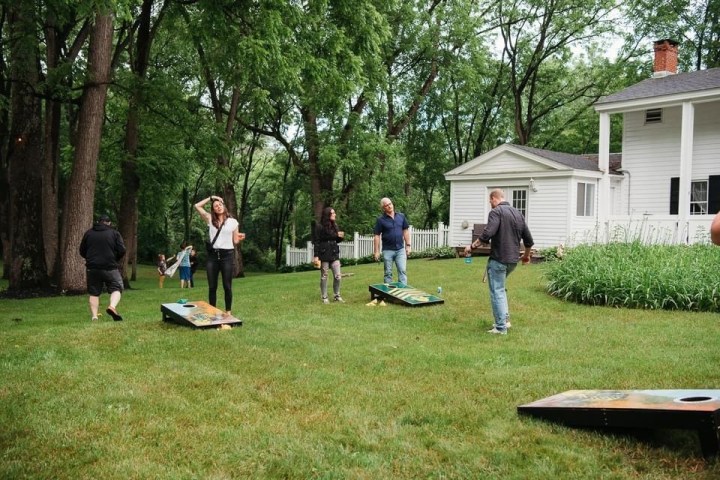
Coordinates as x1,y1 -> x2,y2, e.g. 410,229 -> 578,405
524,177 -> 571,248
449,176 -> 578,249
448,181 -> 487,246
479,152 -> 555,174
622,107 -> 681,215
693,102 -> 720,177
621,100 -> 720,216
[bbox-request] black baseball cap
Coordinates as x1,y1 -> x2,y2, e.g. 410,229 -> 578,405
98,214 -> 111,223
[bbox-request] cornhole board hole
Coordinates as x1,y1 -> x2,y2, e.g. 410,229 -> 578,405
518,390 -> 720,458
368,282 -> 444,307
161,301 -> 242,329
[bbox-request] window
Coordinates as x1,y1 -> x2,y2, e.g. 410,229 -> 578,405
670,176 -> 720,214
490,187 -> 528,218
512,189 -> 527,217
645,108 -> 663,124
690,180 -> 708,214
576,182 -> 595,216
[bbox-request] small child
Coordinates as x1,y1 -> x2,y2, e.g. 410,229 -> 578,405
157,253 -> 175,288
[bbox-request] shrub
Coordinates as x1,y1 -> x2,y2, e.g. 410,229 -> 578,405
545,242 -> 720,312
409,246 -> 457,259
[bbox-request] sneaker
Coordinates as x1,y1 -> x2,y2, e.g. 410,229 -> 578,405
334,295 -> 345,303
322,297 -> 330,304
506,321 -> 512,328
487,327 -> 507,335
106,307 -> 123,321
91,317 -> 98,322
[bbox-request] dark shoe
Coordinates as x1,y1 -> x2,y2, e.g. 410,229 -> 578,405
106,307 -> 123,321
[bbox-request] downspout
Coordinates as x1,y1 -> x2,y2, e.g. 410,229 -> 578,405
617,169 -> 631,215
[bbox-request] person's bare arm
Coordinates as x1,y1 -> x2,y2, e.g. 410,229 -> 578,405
194,196 -> 216,223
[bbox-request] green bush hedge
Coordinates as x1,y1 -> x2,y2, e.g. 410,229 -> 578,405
545,242 -> 720,312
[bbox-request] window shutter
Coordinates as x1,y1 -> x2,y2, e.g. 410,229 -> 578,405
670,177 -> 679,215
709,175 -> 720,214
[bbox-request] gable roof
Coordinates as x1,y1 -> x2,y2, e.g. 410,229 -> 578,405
445,143 -> 622,177
596,67 -> 720,106
513,145 -> 603,171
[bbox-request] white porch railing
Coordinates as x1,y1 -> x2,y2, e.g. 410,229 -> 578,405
570,215 -> 715,246
285,222 -> 450,266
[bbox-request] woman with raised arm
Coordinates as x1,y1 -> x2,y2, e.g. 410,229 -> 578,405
194,195 -> 246,315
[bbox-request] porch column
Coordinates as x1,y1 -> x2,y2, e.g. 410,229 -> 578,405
678,101 -> 694,243
598,112 -> 611,242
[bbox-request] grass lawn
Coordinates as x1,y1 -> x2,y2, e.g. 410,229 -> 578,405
1,258 -> 719,479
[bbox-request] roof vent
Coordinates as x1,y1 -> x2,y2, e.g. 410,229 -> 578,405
645,108 -> 663,124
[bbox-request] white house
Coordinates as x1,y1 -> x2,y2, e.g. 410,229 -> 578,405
444,144 -> 624,248
445,40 -> 720,249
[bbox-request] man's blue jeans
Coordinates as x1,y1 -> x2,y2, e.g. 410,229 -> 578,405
487,258 -> 516,331
382,248 -> 407,285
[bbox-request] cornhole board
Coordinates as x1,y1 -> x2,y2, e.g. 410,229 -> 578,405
518,390 -> 720,458
368,282 -> 444,307
161,301 -> 242,329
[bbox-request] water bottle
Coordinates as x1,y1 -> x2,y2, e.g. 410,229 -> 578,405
464,252 -> 472,264
437,286 -> 443,295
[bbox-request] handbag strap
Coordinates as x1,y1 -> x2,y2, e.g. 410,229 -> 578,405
209,219 -> 226,248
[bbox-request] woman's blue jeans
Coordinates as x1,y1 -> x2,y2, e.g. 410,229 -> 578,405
487,258 -> 516,330
382,248 -> 407,285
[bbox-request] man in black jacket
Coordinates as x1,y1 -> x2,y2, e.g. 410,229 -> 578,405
464,189 -> 534,335
79,214 -> 126,321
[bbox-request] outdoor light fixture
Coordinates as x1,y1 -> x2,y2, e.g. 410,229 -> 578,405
461,220 -> 469,229
529,178 -> 538,192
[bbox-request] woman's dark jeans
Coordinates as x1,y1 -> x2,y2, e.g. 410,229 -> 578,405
206,249 -> 235,311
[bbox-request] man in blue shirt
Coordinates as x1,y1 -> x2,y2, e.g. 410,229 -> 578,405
373,197 -> 411,285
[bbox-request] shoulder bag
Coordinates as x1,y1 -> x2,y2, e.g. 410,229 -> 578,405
205,219 -> 227,254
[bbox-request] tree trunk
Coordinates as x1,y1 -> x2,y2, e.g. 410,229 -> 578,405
301,106 -> 334,222
119,0 -> 155,287
42,11 -> 62,281
59,12 -> 114,293
6,2 -> 47,291
0,31 -> 11,281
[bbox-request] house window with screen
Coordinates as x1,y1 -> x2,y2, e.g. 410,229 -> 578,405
670,176 -> 720,214
690,180 -> 708,214
576,182 -> 595,216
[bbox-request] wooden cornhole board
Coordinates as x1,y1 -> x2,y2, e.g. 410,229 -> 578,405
161,301 -> 243,328
368,282 -> 444,307
518,389 -> 720,458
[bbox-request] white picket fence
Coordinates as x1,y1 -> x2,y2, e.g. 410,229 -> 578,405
286,223 -> 450,266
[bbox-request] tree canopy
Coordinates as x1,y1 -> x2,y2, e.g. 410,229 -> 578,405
0,0 -> 717,292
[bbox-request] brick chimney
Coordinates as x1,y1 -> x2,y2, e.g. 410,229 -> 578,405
653,39 -> 679,78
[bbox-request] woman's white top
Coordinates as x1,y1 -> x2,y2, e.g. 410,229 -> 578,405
208,218 -> 238,249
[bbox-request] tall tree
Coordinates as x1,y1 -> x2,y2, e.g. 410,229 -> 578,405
41,5 -> 91,281
59,11 -> 114,292
5,1 -> 46,291
118,0 -> 170,285
498,0 -> 618,145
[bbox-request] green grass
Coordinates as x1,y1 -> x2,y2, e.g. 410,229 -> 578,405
1,258 -> 720,479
